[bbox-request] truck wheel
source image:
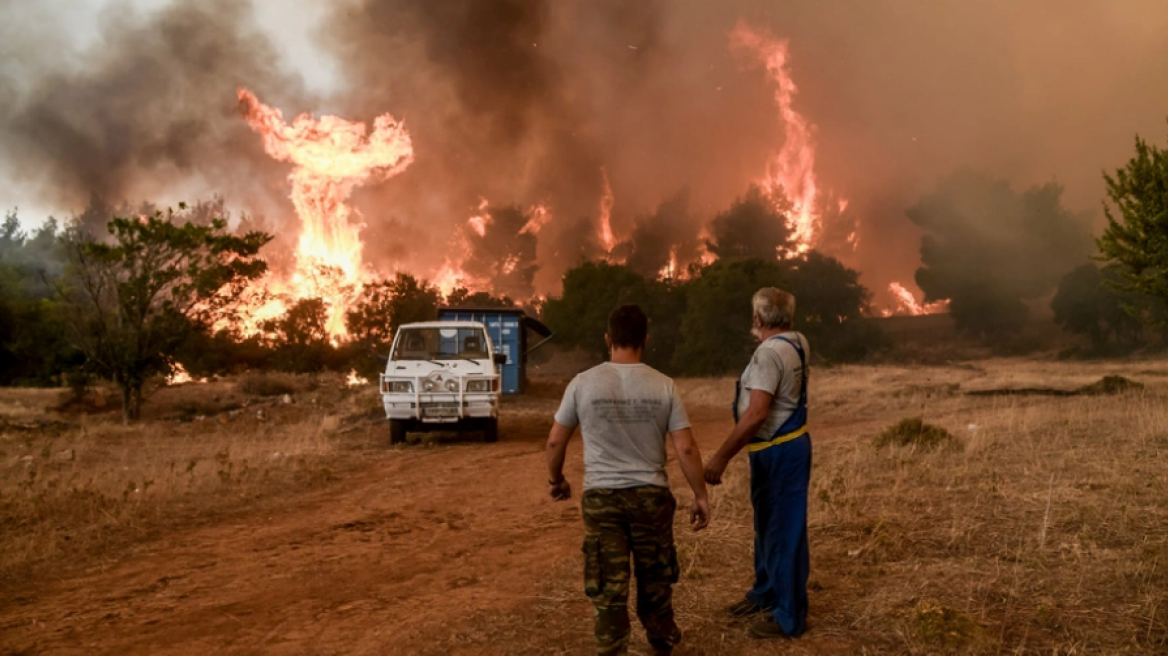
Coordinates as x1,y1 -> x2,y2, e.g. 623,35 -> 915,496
389,419 -> 407,445
483,418 -> 499,443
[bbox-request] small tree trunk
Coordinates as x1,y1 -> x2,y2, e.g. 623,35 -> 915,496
120,382 -> 143,424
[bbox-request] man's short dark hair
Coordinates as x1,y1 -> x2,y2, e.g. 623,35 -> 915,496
607,304 -> 648,349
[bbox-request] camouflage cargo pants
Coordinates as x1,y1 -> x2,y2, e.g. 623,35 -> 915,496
582,486 -> 682,656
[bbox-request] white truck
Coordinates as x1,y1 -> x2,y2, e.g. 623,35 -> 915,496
379,321 -> 504,444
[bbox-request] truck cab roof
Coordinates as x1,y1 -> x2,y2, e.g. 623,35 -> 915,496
396,321 -> 486,330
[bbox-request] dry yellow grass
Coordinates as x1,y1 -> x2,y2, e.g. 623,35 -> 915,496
2,357 -> 1166,654
0,374 -> 380,584
424,358 -> 1168,654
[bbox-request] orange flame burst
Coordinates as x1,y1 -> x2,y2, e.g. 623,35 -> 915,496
598,167 -> 616,254
657,248 -> 680,281
521,203 -> 551,235
730,21 -> 836,255
237,88 -> 414,338
166,362 -> 206,385
885,282 -> 950,316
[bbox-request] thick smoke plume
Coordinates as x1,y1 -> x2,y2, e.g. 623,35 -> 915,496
4,0 -> 1168,303
0,0 -> 306,218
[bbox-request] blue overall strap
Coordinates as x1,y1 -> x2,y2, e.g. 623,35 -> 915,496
747,334 -> 809,453
770,335 -> 808,408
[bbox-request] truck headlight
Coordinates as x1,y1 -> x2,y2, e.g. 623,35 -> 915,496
389,381 -> 413,393
444,379 -> 459,392
423,379 -> 438,392
466,379 -> 491,392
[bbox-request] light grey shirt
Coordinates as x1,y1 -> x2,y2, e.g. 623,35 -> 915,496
554,362 -> 691,491
736,331 -> 810,439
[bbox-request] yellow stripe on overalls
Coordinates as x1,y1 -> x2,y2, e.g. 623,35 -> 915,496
746,425 -> 809,453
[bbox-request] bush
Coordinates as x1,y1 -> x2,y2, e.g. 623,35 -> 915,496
672,254 -> 884,374
262,298 -> 343,373
786,251 -> 888,361
542,262 -> 654,358
1076,375 -> 1143,395
345,274 -> 441,380
873,417 -> 959,451
1052,264 -> 1144,350
672,257 -> 786,375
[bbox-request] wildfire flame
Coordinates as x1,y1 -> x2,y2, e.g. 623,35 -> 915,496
466,197 -> 490,238
521,203 -> 551,235
166,362 -> 206,385
657,248 -> 680,281
731,20 -> 836,255
885,282 -> 950,316
237,88 -> 414,338
598,167 -> 616,254
346,369 -> 370,387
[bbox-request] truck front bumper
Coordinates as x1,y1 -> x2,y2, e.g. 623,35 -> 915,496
381,393 -> 498,423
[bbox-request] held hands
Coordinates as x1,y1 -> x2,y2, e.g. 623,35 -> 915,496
704,455 -> 729,486
689,496 -> 711,532
549,476 -> 571,501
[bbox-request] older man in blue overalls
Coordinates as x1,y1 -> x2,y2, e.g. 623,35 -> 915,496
704,287 -> 811,640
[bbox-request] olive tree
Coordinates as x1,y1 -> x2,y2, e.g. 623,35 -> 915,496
62,205 -> 270,422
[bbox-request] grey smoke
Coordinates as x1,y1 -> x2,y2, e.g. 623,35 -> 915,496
5,0 -> 1168,304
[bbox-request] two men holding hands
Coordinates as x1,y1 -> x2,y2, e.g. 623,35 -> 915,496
545,288 -> 812,655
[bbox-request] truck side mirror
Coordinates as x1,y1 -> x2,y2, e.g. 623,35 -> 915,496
493,354 -> 507,366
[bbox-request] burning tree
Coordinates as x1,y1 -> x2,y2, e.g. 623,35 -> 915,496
61,206 -> 270,422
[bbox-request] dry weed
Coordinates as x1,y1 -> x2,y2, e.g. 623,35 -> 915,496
0,374 -> 381,586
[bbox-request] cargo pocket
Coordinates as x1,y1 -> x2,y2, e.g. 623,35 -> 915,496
583,535 -> 603,598
662,543 -> 680,584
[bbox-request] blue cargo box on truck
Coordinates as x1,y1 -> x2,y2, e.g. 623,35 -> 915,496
436,307 -> 553,394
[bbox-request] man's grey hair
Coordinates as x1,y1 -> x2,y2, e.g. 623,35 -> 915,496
752,287 -> 796,329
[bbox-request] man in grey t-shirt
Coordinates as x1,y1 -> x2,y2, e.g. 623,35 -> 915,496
546,305 -> 710,656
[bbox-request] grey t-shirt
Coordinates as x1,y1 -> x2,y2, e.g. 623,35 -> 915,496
736,331 -> 810,439
554,363 -> 691,491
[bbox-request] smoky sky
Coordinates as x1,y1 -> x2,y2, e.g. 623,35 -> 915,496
0,0 -> 307,219
4,0 -> 1168,303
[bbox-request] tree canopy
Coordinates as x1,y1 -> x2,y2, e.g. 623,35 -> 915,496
343,273 -> 441,378
1097,125 -> 1168,317
62,206 -> 270,421
705,186 -> 795,261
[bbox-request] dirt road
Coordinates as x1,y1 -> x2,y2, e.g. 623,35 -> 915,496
2,393 -> 744,655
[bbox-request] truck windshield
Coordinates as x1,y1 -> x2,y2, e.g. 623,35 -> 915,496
392,327 -> 491,361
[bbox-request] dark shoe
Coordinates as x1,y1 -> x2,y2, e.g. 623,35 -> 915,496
649,627 -> 682,655
748,619 -> 790,640
726,598 -> 768,617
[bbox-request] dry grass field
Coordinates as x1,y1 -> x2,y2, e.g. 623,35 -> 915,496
1,356 -> 1166,654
